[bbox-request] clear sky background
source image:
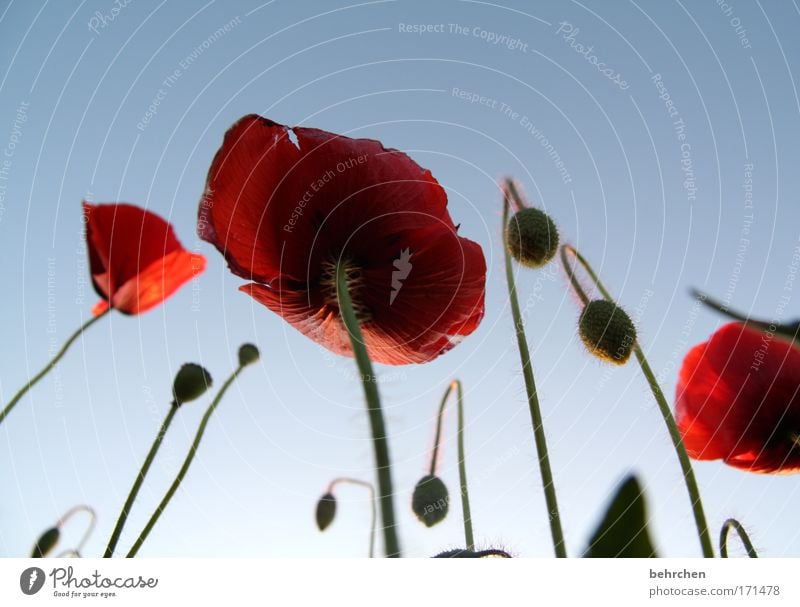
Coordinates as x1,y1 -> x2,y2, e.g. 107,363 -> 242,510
1,0 -> 799,558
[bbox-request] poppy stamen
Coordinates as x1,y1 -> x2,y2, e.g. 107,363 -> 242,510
320,256 -> 372,322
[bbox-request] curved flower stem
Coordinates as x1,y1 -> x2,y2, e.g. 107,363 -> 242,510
429,380 -> 474,550
502,191 -> 567,558
328,477 -> 377,558
560,244 -> 714,558
720,518 -> 758,558
104,404 -> 179,557
0,308 -> 110,426
126,366 -> 245,558
335,260 -> 401,558
58,505 -> 97,556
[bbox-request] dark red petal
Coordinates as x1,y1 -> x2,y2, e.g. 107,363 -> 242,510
199,115 -> 455,285
675,322 -> 800,473
242,227 -> 485,365
83,202 -> 203,315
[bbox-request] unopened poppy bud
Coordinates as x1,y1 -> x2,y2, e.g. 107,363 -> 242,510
315,493 -> 337,531
238,343 -> 260,367
579,300 -> 637,365
31,527 -> 60,558
412,474 -> 449,527
506,208 -> 559,268
172,363 -> 213,406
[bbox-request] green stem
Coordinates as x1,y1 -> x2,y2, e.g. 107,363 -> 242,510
0,309 -> 109,426
502,189 -> 567,558
560,244 -> 714,558
720,518 -> 758,558
335,260 -> 401,557
126,366 -> 245,557
429,380 -> 474,550
104,404 -> 178,557
328,477 -> 377,558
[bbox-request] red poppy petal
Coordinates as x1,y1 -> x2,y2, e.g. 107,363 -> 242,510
358,227 -> 486,359
675,341 -> 730,460
83,202 -> 202,315
199,115 -> 455,284
109,251 -> 205,315
676,322 -> 800,473
84,202 -> 187,298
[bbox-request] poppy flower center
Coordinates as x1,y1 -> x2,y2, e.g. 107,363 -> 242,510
319,256 -> 372,323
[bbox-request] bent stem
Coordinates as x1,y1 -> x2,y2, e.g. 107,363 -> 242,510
104,404 -> 179,557
0,308 -> 110,426
430,380 -> 474,550
502,191 -> 567,558
127,365 -> 246,557
560,244 -> 714,558
335,259 -> 401,558
59,505 -> 97,557
328,477 -> 377,558
720,518 -> 758,558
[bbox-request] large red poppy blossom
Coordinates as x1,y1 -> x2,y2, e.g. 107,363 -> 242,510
675,322 -> 800,473
84,202 -> 206,315
198,115 -> 486,365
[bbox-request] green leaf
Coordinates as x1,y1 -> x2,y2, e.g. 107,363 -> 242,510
585,475 -> 657,558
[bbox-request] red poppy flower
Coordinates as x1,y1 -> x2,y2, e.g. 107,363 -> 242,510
198,115 -> 485,365
675,322 -> 800,473
84,202 -> 206,315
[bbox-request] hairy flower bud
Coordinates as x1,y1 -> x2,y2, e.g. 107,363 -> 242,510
579,300 -> 637,365
238,343 -> 260,367
506,208 -> 559,268
172,363 -> 213,406
315,493 -> 337,531
412,474 -> 449,527
31,527 -> 60,558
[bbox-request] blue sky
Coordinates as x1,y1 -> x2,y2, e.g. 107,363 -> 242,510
1,0 -> 800,557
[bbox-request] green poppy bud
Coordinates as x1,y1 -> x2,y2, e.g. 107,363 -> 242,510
31,527 -> 60,558
238,343 -> 260,367
412,474 -> 449,527
315,493 -> 337,531
172,363 -> 213,406
579,299 -> 637,365
506,208 -> 559,269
